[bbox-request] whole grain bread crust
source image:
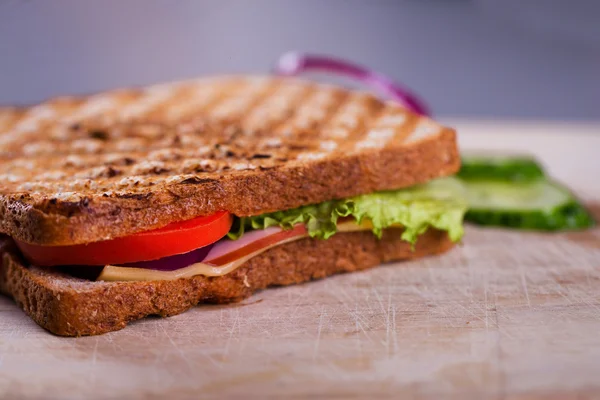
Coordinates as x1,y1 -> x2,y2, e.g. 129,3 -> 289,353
0,76 -> 459,245
0,228 -> 453,336
3,130 -> 458,245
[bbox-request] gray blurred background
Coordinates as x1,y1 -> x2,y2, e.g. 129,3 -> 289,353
0,0 -> 598,121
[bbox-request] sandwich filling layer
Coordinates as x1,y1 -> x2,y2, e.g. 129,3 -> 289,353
98,220 -> 372,281
20,178 -> 468,282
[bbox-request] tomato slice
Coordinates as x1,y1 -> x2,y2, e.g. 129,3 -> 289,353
16,211 -> 233,266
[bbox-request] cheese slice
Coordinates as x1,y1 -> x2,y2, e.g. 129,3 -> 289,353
97,221 -> 381,282
98,234 -> 303,282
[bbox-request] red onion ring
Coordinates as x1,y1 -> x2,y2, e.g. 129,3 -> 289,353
273,51 -> 430,116
115,227 -> 285,271
119,243 -> 214,271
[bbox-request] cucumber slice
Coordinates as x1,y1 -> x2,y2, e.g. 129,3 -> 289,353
458,153 -> 546,182
463,180 -> 595,231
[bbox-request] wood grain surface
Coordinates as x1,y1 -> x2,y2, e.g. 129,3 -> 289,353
1,120 -> 600,400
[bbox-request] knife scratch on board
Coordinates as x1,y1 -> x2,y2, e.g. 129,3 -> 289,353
89,338 -> 99,387
313,305 -> 326,360
518,262 -> 532,308
223,307 -> 240,358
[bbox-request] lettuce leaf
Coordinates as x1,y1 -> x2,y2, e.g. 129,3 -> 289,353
227,177 -> 468,244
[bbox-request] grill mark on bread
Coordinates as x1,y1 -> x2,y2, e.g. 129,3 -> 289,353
61,90 -> 138,129
0,104 -> 66,152
297,88 -> 348,143
351,94 -> 387,139
240,80 -> 310,135
240,78 -> 283,122
393,110 -> 419,143
274,85 -> 335,136
238,79 -> 285,134
328,93 -> 384,154
322,93 -> 372,141
263,82 -> 317,139
117,85 -> 181,122
147,85 -> 196,122
189,78 -> 246,124
354,104 -> 411,151
207,77 -> 273,122
163,79 -> 222,122
62,92 -> 140,143
69,94 -> 118,122
311,89 -> 351,137
405,118 -> 443,144
0,76 -> 457,244
280,89 -> 351,161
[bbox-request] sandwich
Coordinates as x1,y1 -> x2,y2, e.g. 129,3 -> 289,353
0,76 -> 466,336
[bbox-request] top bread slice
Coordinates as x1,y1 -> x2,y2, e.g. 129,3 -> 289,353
0,76 -> 459,246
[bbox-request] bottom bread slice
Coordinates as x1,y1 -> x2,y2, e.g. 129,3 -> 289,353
0,228 -> 454,337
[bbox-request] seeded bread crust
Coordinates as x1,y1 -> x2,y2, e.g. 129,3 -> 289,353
0,228 -> 454,336
3,130 -> 458,245
0,76 -> 459,245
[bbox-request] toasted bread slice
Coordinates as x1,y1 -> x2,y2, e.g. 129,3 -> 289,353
0,76 -> 459,245
0,228 -> 453,336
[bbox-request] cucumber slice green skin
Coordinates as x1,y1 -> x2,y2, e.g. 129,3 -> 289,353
465,200 -> 596,231
457,157 -> 545,182
457,154 -> 595,231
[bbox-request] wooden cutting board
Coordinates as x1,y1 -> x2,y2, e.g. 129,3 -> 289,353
1,120 -> 600,400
